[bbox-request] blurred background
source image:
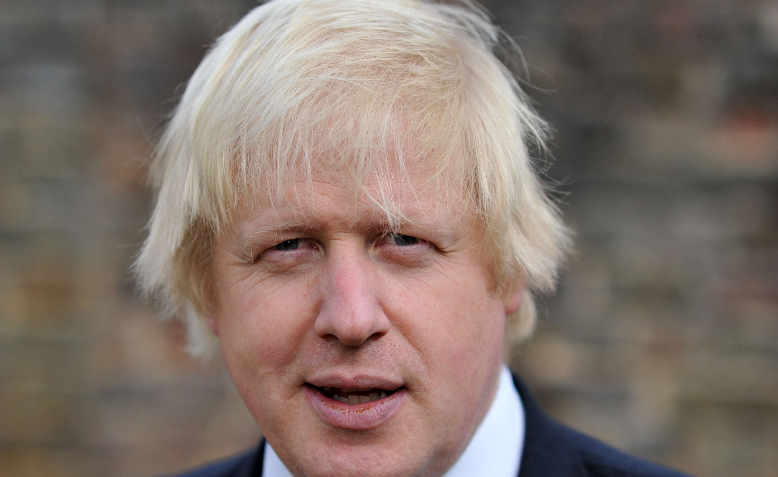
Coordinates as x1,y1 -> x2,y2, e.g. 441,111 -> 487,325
1,0 -> 776,476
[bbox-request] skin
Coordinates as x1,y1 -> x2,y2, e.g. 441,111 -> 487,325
210,173 -> 523,477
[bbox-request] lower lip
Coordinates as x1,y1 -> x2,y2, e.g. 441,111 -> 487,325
304,385 -> 407,430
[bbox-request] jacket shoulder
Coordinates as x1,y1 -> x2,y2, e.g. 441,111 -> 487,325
559,423 -> 690,477
162,446 -> 261,477
513,374 -> 692,477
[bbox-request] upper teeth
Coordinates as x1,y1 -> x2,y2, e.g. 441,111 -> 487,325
331,391 -> 388,404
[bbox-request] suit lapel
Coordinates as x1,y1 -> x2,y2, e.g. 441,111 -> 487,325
513,375 -> 588,477
243,439 -> 265,477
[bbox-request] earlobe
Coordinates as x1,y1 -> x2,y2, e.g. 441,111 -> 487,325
208,315 -> 219,336
503,281 -> 524,315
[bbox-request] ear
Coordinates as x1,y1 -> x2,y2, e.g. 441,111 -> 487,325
503,279 -> 524,315
203,278 -> 220,336
208,315 -> 219,336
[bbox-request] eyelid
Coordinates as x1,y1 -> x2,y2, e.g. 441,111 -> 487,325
249,236 -> 316,263
381,232 -> 418,245
376,232 -> 439,253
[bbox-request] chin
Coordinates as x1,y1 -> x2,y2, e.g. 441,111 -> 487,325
275,432 -> 455,477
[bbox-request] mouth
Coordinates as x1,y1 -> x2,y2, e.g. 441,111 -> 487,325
314,385 -> 399,405
304,382 -> 407,430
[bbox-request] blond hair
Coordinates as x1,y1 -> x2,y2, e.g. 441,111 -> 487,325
135,0 -> 571,356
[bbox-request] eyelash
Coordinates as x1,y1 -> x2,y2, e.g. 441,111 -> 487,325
272,238 -> 307,251
379,233 -> 420,246
254,238 -> 317,261
251,232 -> 430,264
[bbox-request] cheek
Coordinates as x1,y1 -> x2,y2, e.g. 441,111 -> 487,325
215,277 -> 314,383
407,281 -> 506,443
396,270 -> 506,383
441,296 -> 505,376
415,271 -> 504,346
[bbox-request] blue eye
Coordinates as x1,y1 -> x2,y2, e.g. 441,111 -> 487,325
274,239 -> 301,251
387,233 -> 419,246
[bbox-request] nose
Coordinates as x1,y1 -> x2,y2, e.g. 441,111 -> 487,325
314,242 -> 390,347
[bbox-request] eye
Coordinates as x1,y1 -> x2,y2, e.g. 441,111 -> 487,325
374,232 -> 435,266
253,237 -> 318,265
273,238 -> 303,251
380,233 -> 420,246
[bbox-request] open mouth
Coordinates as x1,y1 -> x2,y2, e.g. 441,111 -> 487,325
304,381 -> 407,429
313,385 -> 400,405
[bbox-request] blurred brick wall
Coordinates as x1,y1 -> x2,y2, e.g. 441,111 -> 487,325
0,2 -> 262,476
1,1 -> 776,476
490,1 -> 778,476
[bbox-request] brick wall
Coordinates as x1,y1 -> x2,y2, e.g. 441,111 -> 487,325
1,1 -> 776,476
489,1 -> 778,476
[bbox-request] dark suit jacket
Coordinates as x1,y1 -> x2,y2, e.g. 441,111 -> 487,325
168,375 -> 692,477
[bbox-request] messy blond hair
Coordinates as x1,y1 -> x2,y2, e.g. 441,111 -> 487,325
135,0 -> 571,356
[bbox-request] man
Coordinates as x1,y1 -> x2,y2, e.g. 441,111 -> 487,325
135,0 -> 691,476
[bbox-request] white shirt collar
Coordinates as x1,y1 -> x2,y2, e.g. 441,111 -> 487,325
262,365 -> 525,477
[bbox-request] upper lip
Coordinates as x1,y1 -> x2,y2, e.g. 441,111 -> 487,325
306,374 -> 403,391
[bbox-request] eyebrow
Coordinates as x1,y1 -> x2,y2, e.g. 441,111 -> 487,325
237,216 -> 312,244
234,209 -> 459,245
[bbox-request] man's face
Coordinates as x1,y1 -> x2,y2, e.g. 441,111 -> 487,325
210,170 -> 522,477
